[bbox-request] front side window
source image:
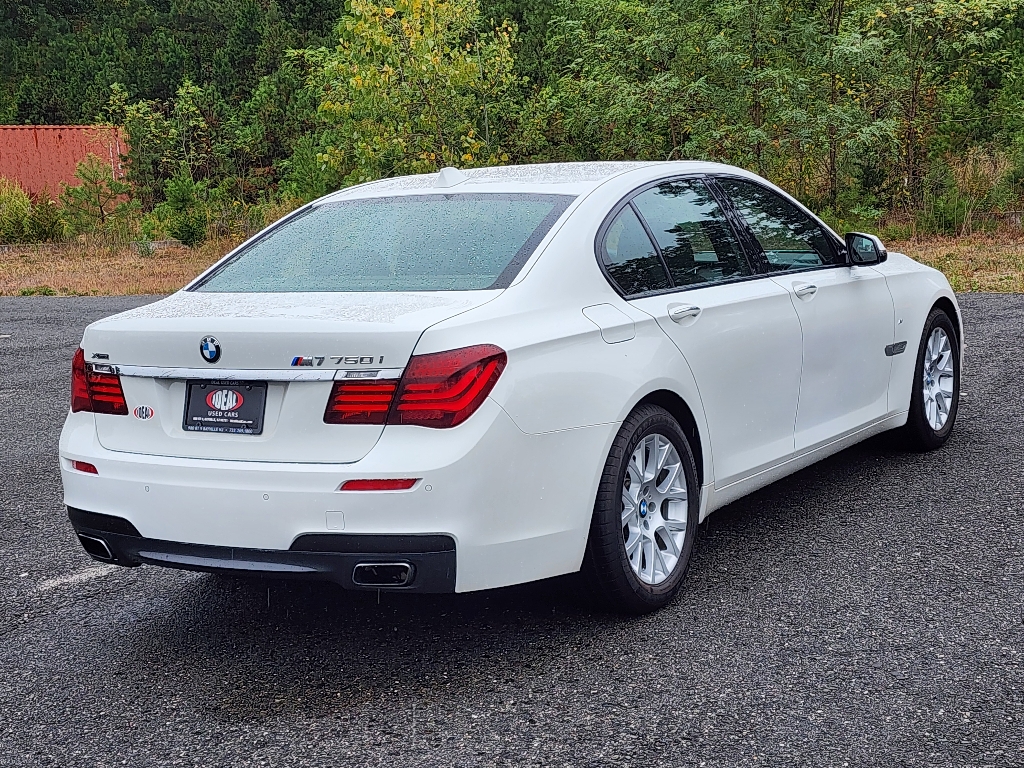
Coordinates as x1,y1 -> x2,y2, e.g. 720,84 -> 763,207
600,205 -> 672,296
717,178 -> 839,271
632,180 -> 751,287
192,193 -> 574,292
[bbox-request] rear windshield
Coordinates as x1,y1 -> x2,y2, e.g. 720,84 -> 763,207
191,193 -> 574,293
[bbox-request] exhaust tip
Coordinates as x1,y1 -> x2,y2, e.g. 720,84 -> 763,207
77,533 -> 113,561
352,562 -> 414,587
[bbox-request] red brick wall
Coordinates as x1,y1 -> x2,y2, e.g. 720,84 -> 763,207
0,125 -> 125,199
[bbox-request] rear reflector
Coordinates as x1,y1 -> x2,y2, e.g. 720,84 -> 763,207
339,478 -> 419,491
323,378 -> 399,424
390,344 -> 506,428
71,348 -> 128,415
71,460 -> 98,474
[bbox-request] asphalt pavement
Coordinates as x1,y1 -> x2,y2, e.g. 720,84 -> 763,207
0,294 -> 1021,767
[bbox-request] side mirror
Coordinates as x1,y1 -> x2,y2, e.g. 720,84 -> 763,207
845,232 -> 887,265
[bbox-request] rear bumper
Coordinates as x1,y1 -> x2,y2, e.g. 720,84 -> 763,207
69,507 -> 456,592
59,400 -> 618,592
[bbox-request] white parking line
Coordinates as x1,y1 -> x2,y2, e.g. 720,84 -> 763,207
37,565 -> 118,592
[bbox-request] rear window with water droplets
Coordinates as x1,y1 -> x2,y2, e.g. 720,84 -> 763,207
191,193 -> 574,292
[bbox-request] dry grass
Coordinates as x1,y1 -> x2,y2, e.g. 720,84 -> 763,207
0,238 -> 237,296
2,233 -> 1023,296
891,234 -> 1024,293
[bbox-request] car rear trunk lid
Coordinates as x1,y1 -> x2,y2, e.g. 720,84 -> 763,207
82,290 -> 498,463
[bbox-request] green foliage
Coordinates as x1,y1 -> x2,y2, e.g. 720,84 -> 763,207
278,134 -> 344,202
4,0 -> 1024,238
60,154 -> 133,234
304,0 -> 521,182
537,0 -> 695,161
0,181 -> 67,243
0,178 -> 31,243
159,169 -> 211,247
23,192 -> 64,242
1,0 -> 343,124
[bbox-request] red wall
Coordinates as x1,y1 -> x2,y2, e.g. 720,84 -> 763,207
0,125 -> 125,199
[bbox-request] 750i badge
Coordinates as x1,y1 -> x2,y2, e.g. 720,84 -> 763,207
291,355 -> 384,367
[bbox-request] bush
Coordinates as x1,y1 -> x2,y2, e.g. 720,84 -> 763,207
0,177 -> 31,243
23,190 -> 65,242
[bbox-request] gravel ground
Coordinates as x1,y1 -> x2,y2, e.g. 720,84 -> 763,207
0,294 -> 1021,768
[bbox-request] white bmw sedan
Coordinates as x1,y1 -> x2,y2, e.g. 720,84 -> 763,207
60,162 -> 961,612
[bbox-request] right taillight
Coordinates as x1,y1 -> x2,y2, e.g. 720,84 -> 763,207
389,344 -> 506,428
323,378 -> 399,424
71,348 -> 128,415
322,344 -> 507,429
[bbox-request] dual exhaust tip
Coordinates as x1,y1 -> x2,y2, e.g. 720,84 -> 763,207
76,534 -> 415,588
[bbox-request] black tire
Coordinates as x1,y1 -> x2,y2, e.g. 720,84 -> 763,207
903,307 -> 960,451
582,404 -> 700,613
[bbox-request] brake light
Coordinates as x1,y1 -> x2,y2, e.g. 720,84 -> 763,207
323,379 -> 399,424
71,348 -> 128,415
322,345 -> 507,428
70,460 -> 98,474
339,478 -> 418,491
389,344 -> 506,428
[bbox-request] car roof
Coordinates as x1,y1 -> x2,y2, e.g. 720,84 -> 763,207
317,161 -> 745,202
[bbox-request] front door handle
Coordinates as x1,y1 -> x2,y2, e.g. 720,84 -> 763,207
668,304 -> 702,323
793,282 -> 818,299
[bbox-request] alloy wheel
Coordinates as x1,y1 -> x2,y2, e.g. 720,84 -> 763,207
922,327 -> 955,431
621,433 -> 689,585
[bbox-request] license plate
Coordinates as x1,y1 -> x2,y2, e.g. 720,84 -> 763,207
183,381 -> 267,435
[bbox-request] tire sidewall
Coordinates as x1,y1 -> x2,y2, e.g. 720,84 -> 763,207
908,309 -> 960,449
591,406 -> 700,610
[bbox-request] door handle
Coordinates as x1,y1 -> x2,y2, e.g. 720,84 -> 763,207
793,282 -> 817,299
667,304 -> 702,322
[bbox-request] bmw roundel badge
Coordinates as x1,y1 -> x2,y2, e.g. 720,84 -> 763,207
200,336 -> 221,364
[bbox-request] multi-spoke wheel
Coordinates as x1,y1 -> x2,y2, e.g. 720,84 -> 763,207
584,404 -> 699,613
922,327 -> 955,430
905,308 -> 960,450
621,434 -> 689,585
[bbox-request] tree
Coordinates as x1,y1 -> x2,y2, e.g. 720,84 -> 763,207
60,154 -> 132,231
540,0 -> 696,161
305,0 -> 522,183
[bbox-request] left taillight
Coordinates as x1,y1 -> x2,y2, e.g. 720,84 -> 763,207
71,348 -> 128,415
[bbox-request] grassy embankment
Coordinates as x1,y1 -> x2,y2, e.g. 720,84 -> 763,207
2,234 -> 1023,296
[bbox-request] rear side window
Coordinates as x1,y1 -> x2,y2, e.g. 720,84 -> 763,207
632,180 -> 750,287
600,205 -> 672,295
716,178 -> 839,270
192,193 -> 574,293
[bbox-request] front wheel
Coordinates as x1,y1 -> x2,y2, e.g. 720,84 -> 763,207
903,307 -> 960,451
583,405 -> 700,613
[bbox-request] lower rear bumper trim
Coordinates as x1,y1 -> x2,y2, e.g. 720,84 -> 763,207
137,551 -> 319,573
68,507 -> 456,593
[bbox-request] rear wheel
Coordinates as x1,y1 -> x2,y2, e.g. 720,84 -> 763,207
904,308 -> 960,451
583,405 -> 699,613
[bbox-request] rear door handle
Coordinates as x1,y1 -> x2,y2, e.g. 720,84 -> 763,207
793,282 -> 817,299
667,304 -> 702,322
